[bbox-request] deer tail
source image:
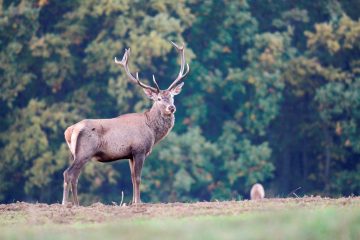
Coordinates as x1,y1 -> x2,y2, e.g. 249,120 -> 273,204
65,124 -> 84,158
72,127 -> 85,158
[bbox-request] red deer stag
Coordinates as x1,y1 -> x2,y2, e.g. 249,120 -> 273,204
62,42 -> 189,206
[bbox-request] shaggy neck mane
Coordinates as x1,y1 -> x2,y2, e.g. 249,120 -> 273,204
145,103 -> 175,144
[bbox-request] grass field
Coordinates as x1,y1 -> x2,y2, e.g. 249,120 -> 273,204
1,197 -> 359,240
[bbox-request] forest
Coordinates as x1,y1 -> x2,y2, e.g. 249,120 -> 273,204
0,0 -> 359,204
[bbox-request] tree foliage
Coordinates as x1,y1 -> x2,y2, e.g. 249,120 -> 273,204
0,0 -> 359,204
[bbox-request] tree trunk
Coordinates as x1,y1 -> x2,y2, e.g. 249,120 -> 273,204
323,127 -> 332,194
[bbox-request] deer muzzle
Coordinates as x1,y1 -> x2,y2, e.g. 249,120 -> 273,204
167,105 -> 176,114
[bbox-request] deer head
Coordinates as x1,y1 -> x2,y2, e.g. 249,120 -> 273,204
114,41 -> 189,116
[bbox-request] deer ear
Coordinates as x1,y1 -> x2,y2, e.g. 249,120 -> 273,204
143,88 -> 157,99
171,82 -> 184,96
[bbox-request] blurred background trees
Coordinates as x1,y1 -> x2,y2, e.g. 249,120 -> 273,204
0,0 -> 359,204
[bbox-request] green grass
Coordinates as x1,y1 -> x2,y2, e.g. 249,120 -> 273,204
1,206 -> 359,240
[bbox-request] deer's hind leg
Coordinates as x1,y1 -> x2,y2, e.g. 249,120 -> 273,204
62,127 -> 74,205
62,172 -> 71,205
62,125 -> 99,206
63,156 -> 90,206
70,158 -> 89,206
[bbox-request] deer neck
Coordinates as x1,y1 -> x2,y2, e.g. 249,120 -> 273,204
145,103 -> 175,144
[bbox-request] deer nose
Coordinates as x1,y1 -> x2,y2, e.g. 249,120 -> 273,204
168,105 -> 176,113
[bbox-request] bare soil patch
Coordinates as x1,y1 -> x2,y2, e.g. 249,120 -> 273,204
0,197 -> 359,225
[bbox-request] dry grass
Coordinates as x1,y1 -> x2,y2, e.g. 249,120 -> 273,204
0,197 -> 359,239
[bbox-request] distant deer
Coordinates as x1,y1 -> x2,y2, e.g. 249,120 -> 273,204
250,183 -> 265,200
62,42 -> 189,206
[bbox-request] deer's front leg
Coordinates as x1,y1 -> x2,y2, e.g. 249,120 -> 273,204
128,158 -> 136,204
133,153 -> 145,204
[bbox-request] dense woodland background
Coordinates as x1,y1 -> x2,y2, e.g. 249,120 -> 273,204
0,0 -> 359,204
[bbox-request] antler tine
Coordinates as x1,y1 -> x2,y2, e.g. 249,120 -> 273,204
114,49 -> 159,92
167,41 -> 190,90
170,40 -> 184,51
114,48 -> 128,65
170,41 -> 185,77
152,75 -> 160,92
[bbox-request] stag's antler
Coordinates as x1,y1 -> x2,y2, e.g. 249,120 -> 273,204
167,41 -> 190,90
115,42 -> 189,92
115,49 -> 160,92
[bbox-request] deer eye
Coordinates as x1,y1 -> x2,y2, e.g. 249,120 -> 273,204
157,97 -> 162,101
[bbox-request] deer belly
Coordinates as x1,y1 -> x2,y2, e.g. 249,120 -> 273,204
95,141 -> 132,162
94,152 -> 132,162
